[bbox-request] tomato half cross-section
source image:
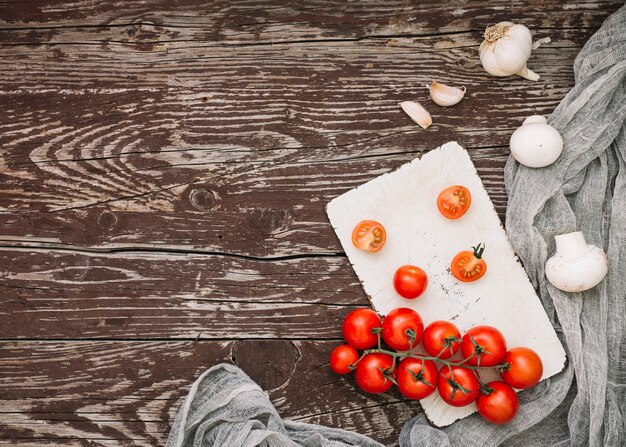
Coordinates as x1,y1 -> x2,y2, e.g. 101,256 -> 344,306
437,185 -> 472,219
451,243 -> 487,282
351,220 -> 386,253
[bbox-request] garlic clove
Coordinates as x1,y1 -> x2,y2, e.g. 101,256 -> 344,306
546,231 -> 608,292
426,81 -> 466,107
399,101 -> 432,129
510,115 -> 563,168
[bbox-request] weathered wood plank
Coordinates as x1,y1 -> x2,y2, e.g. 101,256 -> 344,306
0,340 -> 418,446
0,0 -> 618,43
0,247 -> 368,339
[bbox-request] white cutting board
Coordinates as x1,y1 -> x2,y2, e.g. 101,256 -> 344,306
326,141 -> 566,427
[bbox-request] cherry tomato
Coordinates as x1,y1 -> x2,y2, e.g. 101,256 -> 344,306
396,358 -> 438,400
381,308 -> 424,351
461,326 -> 507,367
352,220 -> 387,253
501,347 -> 543,389
437,185 -> 472,219
437,365 -> 480,407
451,243 -> 487,282
342,308 -> 382,350
329,345 -> 359,375
477,381 -> 519,424
422,320 -> 462,359
393,265 -> 428,299
354,353 -> 395,394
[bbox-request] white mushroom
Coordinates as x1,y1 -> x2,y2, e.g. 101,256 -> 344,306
509,115 -> 563,168
545,231 -> 608,292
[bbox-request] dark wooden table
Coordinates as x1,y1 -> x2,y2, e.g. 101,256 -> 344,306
0,1 -> 620,445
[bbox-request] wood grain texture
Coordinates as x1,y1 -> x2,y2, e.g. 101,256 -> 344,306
1,247 -> 364,339
0,1 -> 622,446
0,340 -> 418,446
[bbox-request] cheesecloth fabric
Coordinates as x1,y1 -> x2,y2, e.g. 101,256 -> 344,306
167,5 -> 626,446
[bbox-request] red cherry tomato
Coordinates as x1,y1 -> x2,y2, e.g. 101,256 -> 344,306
461,325 -> 507,367
437,365 -> 480,407
502,347 -> 543,389
437,185 -> 472,219
354,353 -> 395,394
342,308 -> 382,350
381,308 -> 424,351
352,220 -> 386,253
329,345 -> 359,375
393,265 -> 428,299
396,358 -> 438,400
451,243 -> 487,282
477,381 -> 519,424
422,320 -> 462,359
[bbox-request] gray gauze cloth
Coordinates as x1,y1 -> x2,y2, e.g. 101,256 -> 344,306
167,5 -> 626,447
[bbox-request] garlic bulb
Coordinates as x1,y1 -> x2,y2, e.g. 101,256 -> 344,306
546,231 -> 608,292
426,81 -> 466,106
399,101 -> 432,129
509,115 -> 563,168
479,22 -> 550,81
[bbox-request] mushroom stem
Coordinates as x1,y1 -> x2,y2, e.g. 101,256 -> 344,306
554,231 -> 588,258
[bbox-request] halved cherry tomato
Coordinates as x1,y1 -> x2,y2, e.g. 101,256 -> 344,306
351,220 -> 386,253
354,353 -> 395,394
461,325 -> 507,367
422,320 -> 462,359
437,185 -> 472,219
393,265 -> 428,299
381,308 -> 423,351
437,365 -> 480,407
477,381 -> 519,424
342,308 -> 382,350
501,347 -> 543,389
396,358 -> 438,400
329,344 -> 359,375
451,243 -> 487,282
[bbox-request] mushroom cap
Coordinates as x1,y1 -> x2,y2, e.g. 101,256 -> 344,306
509,122 -> 563,168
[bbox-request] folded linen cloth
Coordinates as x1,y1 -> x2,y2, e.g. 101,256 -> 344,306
167,4 -> 626,446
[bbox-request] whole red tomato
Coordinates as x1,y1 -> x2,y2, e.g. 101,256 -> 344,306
354,353 -> 395,394
329,345 -> 359,375
477,381 -> 519,424
461,326 -> 507,367
381,308 -> 424,351
437,365 -> 480,407
393,265 -> 428,299
422,320 -> 462,359
396,358 -> 438,400
342,308 -> 382,350
501,347 -> 543,389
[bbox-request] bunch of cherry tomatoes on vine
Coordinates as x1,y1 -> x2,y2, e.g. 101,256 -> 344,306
330,185 -> 544,424
331,307 -> 544,424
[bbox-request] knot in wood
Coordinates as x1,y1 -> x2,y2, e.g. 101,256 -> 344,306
189,188 -> 221,211
97,210 -> 118,230
232,340 -> 299,390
